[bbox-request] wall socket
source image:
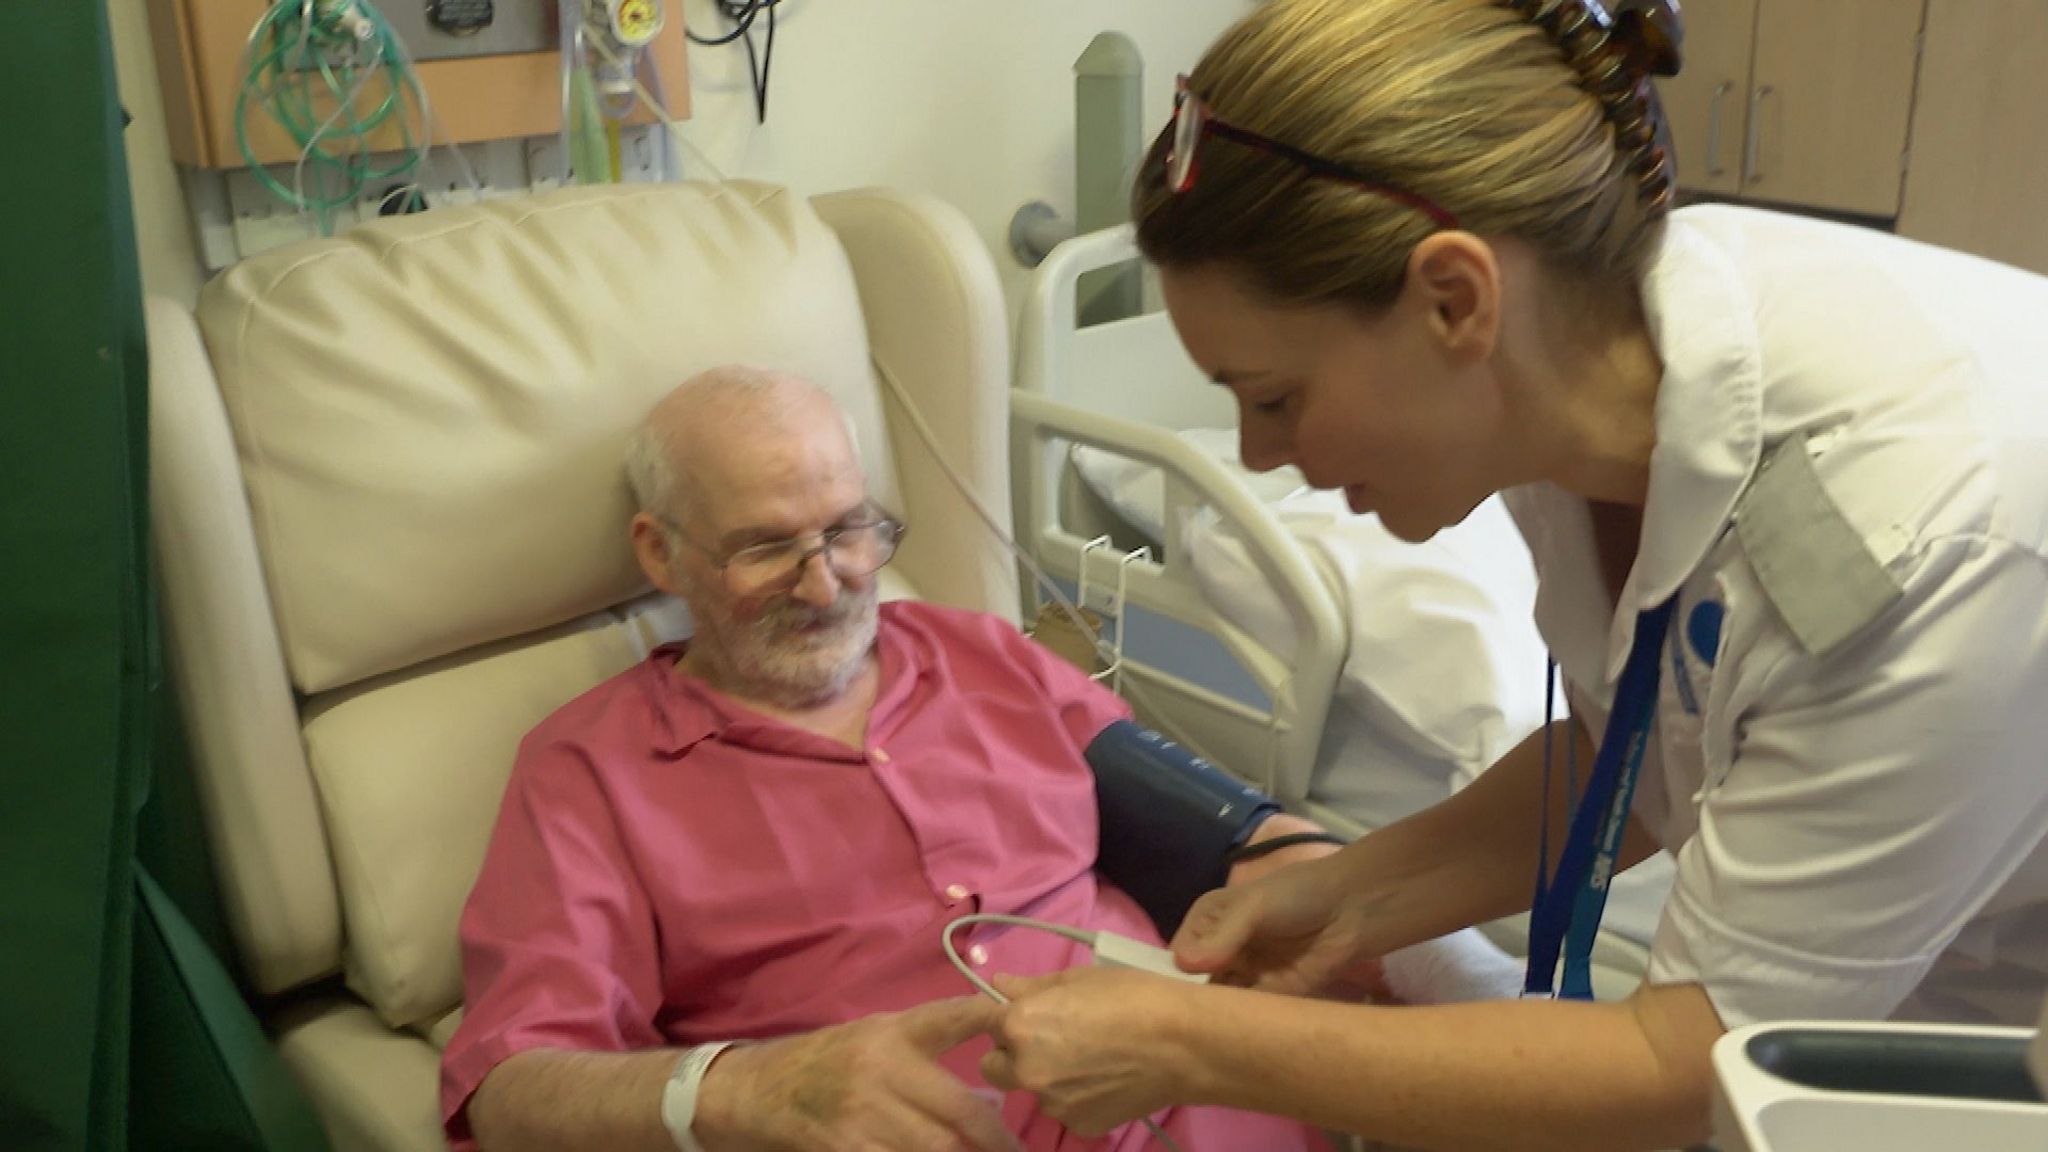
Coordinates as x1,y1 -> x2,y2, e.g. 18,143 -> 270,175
223,166 -> 324,262
619,124 -> 667,183
525,135 -> 569,191
523,123 -> 667,188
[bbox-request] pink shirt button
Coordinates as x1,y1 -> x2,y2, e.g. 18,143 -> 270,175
870,748 -> 891,763
945,883 -> 970,902
968,944 -> 990,966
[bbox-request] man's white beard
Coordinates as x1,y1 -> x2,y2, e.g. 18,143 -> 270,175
699,583 -> 880,708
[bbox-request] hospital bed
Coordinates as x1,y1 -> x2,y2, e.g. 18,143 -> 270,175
1012,225 -> 1671,990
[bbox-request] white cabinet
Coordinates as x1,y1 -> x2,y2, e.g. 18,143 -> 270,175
1657,0 -> 1925,217
1896,0 -> 2048,276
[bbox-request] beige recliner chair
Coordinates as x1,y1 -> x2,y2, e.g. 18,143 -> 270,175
148,182 -> 1017,1151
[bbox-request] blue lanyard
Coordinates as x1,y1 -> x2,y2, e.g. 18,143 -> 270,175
1523,597 -> 1676,1000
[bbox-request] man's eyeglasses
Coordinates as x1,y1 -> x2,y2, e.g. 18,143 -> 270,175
663,511 -> 906,597
1167,74 -> 1460,231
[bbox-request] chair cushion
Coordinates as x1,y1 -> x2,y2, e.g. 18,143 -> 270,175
303,595 -> 689,1026
319,577 -> 918,1029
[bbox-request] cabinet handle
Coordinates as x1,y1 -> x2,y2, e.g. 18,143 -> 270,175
1705,80 -> 1733,178
1744,84 -> 1773,185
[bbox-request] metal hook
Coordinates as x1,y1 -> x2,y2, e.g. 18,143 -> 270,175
1076,534 -> 1113,613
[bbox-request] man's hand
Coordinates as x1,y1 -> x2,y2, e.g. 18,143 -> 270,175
695,996 -> 1018,1152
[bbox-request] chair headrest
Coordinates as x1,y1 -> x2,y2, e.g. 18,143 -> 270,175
196,181 -> 897,694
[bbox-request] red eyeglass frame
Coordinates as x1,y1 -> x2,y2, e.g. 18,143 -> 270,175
1167,74 -> 1461,231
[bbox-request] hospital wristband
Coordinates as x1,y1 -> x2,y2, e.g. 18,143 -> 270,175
1224,831 -> 1350,864
661,1040 -> 741,1152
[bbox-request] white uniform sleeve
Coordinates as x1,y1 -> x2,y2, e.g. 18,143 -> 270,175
1647,535 -> 2048,1027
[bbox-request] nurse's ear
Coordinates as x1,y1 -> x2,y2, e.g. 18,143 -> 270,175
1404,231 -> 1501,367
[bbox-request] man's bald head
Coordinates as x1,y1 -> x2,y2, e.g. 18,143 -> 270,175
626,365 -> 858,530
625,366 -> 883,708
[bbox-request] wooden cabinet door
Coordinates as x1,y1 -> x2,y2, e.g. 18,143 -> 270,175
1898,0 -> 2048,275
1743,0 -> 1925,216
1656,0 -> 1760,197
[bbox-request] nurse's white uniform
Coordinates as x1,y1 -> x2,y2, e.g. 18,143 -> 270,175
1504,205 -> 2048,1029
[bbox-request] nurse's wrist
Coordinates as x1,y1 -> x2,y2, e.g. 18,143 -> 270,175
1224,813 -> 1345,885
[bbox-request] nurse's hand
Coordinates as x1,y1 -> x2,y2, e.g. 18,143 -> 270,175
1172,852 -> 1387,999
981,968 -> 1200,1136
696,995 -> 1019,1152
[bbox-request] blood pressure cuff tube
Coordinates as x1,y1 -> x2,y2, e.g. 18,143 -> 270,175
1085,719 -> 1281,937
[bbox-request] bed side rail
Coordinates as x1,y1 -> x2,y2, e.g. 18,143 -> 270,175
1010,387 -> 1343,805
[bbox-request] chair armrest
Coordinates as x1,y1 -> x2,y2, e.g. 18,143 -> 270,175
147,296 -> 343,993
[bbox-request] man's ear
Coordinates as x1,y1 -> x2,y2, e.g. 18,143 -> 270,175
630,513 -> 686,598
1405,232 -> 1501,366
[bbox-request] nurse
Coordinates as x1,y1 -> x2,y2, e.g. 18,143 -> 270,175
980,0 -> 2048,1148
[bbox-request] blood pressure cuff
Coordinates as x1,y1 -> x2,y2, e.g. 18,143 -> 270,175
1085,719 -> 1281,937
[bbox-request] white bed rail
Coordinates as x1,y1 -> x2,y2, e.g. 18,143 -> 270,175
1017,226 -> 1137,408
1010,390 -> 1345,807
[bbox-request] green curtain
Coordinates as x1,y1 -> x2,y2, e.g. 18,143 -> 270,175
0,1 -> 153,1143
1,3 -> 327,1148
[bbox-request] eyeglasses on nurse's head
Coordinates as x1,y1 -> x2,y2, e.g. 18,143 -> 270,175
1166,74 -> 1461,231
660,507 -> 906,597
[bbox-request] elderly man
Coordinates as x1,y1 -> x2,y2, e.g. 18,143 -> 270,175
441,367 -> 1336,1152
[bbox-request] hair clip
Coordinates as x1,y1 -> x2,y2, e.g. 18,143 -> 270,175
1502,0 -> 1683,213
1604,0 -> 1684,79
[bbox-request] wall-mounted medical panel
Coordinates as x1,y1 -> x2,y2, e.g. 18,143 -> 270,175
144,0 -> 689,169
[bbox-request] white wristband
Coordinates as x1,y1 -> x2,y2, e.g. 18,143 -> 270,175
660,1040 -> 738,1152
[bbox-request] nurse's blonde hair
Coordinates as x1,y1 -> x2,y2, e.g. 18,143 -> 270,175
1134,0 -> 1673,312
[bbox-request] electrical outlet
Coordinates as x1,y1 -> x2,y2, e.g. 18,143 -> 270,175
526,135 -> 569,192
439,181 -> 485,208
226,166 -> 324,259
233,209 -> 322,260
619,124 -> 664,183
432,141 -> 508,205
353,183 -> 381,224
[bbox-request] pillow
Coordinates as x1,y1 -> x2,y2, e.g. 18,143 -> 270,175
1188,490 -> 1549,774
1070,430 -> 1305,545
1069,428 -> 1548,773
